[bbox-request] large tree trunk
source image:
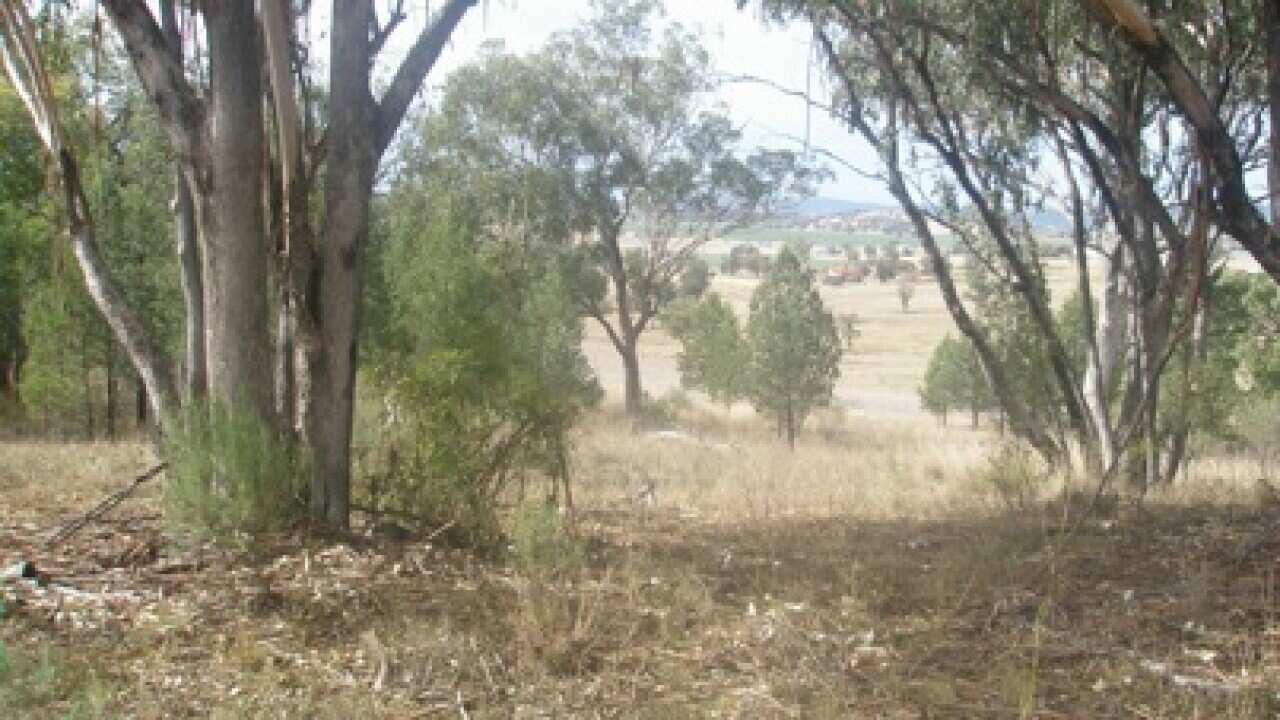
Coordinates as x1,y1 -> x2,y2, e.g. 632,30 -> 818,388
200,5 -> 272,421
309,0 -> 378,529
1269,0 -> 1280,229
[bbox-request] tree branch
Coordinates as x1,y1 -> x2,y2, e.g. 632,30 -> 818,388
370,0 -> 408,59
1079,0 -> 1280,281
375,0 -> 478,156
101,0 -> 204,175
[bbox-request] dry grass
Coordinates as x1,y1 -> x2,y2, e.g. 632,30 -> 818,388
2,409 -> 1278,718
572,407 -> 994,522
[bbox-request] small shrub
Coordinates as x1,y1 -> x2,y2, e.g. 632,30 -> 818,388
510,501 -> 583,577
360,207 -> 599,548
0,640 -> 111,718
164,402 -> 304,538
974,443 -> 1048,510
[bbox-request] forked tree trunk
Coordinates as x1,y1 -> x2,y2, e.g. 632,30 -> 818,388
603,233 -> 646,417
305,0 -> 477,530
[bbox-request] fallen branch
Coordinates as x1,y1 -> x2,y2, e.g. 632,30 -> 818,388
45,463 -> 167,548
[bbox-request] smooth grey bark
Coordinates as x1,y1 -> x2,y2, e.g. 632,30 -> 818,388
308,0 -> 478,529
1083,242 -> 1129,470
200,5 -> 273,420
309,0 -> 377,528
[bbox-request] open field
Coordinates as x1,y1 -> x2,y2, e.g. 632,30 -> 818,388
584,257 -> 1084,421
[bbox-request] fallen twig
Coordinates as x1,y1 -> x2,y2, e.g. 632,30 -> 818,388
45,463 -> 167,548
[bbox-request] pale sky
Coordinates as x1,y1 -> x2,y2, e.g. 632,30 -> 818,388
392,0 -> 892,205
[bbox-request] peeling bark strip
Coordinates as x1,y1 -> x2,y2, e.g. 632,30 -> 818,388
159,0 -> 205,403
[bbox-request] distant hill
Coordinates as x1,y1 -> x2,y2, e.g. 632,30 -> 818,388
1027,208 -> 1070,233
777,197 -> 1072,235
789,196 -> 893,217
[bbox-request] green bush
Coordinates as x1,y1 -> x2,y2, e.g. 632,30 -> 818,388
164,402 -> 304,538
361,206 -> 600,547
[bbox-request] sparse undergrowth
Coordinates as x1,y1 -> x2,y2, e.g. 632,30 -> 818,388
2,421 -> 1279,717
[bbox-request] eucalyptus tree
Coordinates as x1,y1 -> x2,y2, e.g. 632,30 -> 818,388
740,0 -> 1268,488
416,0 -> 818,415
0,1 -> 479,529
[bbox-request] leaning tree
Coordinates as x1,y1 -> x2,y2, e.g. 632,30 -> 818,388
741,0 -> 1274,490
